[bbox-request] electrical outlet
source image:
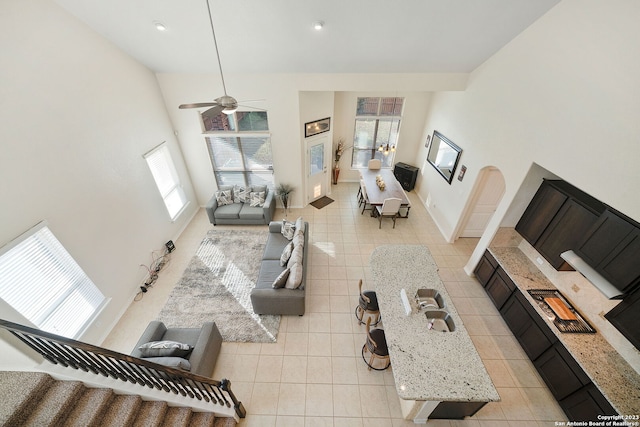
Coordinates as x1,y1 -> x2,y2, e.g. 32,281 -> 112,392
536,257 -> 544,265
165,240 -> 175,253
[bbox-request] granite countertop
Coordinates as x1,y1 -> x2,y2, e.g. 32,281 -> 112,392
370,245 -> 500,403
489,246 -> 640,416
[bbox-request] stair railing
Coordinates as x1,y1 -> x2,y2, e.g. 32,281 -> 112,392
0,319 -> 245,419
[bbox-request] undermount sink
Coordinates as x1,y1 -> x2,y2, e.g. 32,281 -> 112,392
415,288 -> 445,310
425,310 -> 456,332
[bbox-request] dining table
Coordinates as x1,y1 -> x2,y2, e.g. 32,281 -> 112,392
358,168 -> 411,217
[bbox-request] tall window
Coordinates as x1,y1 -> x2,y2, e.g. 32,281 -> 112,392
352,97 -> 403,168
144,143 -> 188,220
202,109 -> 274,188
0,222 -> 107,338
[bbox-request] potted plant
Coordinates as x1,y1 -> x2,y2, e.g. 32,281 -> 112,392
333,138 -> 346,185
275,183 -> 294,212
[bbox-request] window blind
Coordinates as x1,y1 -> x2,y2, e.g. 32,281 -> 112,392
0,222 -> 107,338
206,135 -> 274,188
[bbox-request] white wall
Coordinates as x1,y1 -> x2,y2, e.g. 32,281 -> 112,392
0,0 -> 197,364
414,0 -> 640,255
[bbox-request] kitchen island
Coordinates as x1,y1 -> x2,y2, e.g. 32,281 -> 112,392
370,245 -> 500,422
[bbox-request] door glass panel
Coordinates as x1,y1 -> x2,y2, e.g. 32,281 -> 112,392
310,143 -> 324,176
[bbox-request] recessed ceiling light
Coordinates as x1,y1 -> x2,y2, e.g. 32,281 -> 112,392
154,21 -> 167,32
313,21 -> 324,31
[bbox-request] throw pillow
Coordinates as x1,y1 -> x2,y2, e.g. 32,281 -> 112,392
272,268 -> 290,288
280,241 -> 294,266
287,245 -> 304,268
138,340 -> 193,358
292,229 -> 304,248
295,217 -> 306,235
143,356 -> 191,371
281,220 -> 296,240
233,185 -> 249,203
215,189 -> 233,206
249,191 -> 265,207
285,262 -> 303,289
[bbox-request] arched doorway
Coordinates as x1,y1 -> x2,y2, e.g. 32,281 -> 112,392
457,166 -> 505,238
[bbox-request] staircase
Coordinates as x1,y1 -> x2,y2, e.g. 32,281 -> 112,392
0,372 -> 236,427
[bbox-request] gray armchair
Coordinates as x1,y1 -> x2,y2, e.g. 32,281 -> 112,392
131,321 -> 222,377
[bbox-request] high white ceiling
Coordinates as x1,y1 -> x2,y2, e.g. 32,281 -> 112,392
54,0 -> 560,74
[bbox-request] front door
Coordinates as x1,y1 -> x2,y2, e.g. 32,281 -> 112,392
306,136 -> 330,203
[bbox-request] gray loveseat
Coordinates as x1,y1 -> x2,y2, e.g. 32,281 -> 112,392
131,321 -> 222,377
251,220 -> 309,316
205,184 -> 276,226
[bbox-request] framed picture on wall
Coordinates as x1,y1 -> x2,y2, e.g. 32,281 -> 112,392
305,117 -> 331,138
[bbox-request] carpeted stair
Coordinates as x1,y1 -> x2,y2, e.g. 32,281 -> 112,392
0,371 -> 236,427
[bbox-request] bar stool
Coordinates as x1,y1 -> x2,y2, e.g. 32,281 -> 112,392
361,317 -> 390,371
355,279 -> 380,326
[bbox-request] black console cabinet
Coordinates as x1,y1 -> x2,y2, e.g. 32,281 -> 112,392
393,162 -> 418,191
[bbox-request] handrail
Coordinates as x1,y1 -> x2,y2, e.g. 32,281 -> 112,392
0,319 -> 245,419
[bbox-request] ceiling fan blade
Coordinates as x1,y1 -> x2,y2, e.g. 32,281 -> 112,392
237,104 -> 267,111
179,102 -> 220,109
237,99 -> 266,103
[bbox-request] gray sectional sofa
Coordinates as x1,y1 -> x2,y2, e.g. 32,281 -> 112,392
251,220 -> 308,316
205,184 -> 276,226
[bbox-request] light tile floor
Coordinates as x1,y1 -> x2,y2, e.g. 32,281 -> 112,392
103,183 -> 565,427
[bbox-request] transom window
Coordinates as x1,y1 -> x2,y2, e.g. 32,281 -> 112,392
0,222 -> 107,338
352,97 -> 403,168
202,109 -> 274,188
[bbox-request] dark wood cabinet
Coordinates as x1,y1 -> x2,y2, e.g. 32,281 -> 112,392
535,199 -> 599,270
516,180 -> 603,271
474,250 -> 498,287
501,291 -> 557,360
534,342 -> 591,400
560,383 -> 617,422
576,209 -> 640,294
485,268 -> 516,310
515,181 -> 568,244
605,286 -> 640,350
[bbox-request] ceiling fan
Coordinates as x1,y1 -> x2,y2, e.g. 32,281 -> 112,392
179,0 -> 259,115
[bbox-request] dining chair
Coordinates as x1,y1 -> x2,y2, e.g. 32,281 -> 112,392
355,279 -> 380,326
375,197 -> 402,228
360,181 -> 372,214
361,317 -> 390,371
368,159 -> 381,170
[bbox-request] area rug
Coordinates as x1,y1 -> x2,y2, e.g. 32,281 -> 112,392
157,229 -> 280,343
310,196 -> 334,209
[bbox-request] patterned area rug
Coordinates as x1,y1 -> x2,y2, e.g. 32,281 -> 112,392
157,229 -> 280,343
310,196 -> 334,209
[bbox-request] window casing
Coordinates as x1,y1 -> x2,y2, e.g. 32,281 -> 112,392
0,222 -> 107,338
144,143 -> 188,220
352,97 -> 403,168
202,109 -> 274,188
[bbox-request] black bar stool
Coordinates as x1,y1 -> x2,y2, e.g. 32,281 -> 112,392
361,317 -> 390,371
354,279 -> 380,326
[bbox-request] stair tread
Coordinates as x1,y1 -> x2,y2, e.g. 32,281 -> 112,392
23,379 -> 84,427
189,411 -> 216,427
99,394 -> 142,427
62,387 -> 113,427
132,400 -> 168,427
161,406 -> 192,427
213,417 -> 237,427
0,371 -> 53,426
